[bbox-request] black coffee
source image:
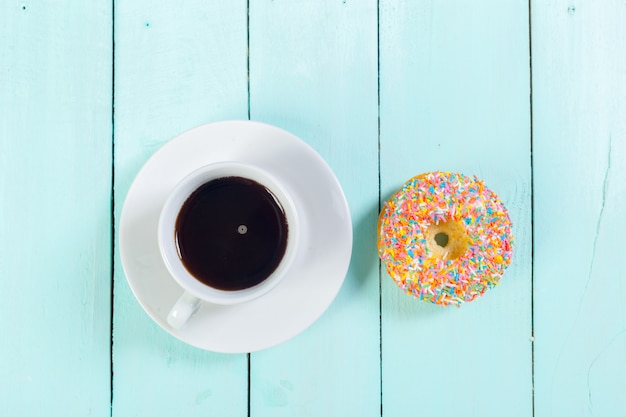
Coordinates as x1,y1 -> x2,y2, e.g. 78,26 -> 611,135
175,176 -> 288,291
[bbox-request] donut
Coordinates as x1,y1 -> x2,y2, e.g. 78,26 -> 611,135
377,171 -> 513,306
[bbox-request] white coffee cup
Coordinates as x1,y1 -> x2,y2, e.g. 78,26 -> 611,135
158,161 -> 299,328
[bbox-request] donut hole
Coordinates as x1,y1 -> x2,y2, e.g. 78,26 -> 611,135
425,220 -> 469,260
434,232 -> 449,248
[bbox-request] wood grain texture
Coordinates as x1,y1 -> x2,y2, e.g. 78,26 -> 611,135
532,1 -> 626,415
379,1 -> 533,416
0,1 -> 112,415
248,1 -> 380,416
112,1 -> 249,416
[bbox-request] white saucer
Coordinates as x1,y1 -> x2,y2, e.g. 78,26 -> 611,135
119,120 -> 352,353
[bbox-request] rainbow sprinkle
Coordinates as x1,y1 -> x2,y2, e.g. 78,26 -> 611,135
377,172 -> 514,306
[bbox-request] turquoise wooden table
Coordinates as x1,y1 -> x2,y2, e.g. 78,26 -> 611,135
2,0 -> 625,415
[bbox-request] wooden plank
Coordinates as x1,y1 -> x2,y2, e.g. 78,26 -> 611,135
248,1 -> 380,416
379,0 -> 533,415
0,2 -> 112,416
532,1 -> 626,415
112,1 -> 249,416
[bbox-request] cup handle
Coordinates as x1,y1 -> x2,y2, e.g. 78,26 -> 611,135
167,292 -> 202,329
